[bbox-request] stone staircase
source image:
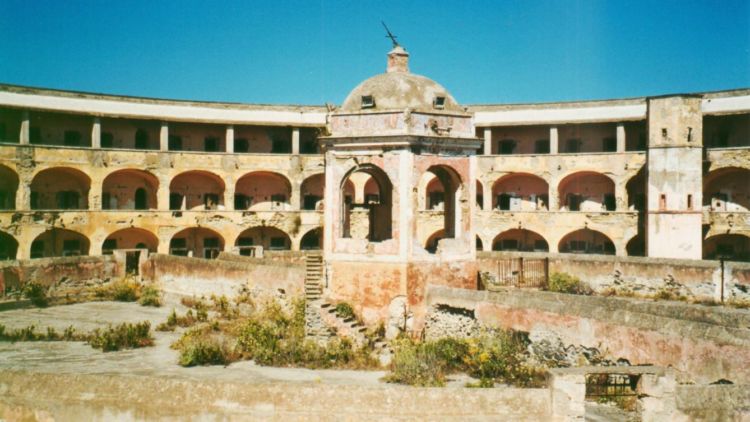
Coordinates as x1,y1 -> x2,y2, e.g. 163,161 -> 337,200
318,302 -> 369,347
303,254 -> 334,340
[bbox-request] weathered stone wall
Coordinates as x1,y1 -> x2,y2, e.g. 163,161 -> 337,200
0,370 -> 551,421
143,253 -> 304,299
0,255 -> 118,297
478,251 -> 750,303
426,285 -> 750,384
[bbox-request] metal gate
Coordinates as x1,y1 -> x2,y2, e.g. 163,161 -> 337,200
495,257 -> 549,289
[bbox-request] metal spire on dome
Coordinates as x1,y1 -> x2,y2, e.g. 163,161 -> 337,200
381,21 -> 400,48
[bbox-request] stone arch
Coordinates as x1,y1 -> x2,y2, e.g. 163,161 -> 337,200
30,228 -> 90,258
557,171 -> 615,211
0,164 -> 18,210
340,164 -> 393,241
299,227 -> 323,250
0,230 -> 18,260
425,229 -> 445,254
102,169 -> 159,210
626,167 -> 646,211
169,170 -> 225,211
492,229 -> 549,252
626,232 -> 645,257
235,226 -> 291,251
704,233 -> 750,261
102,228 -> 158,254
31,167 -> 90,210
704,167 -> 750,212
425,165 -> 463,239
300,173 -> 324,210
558,228 -> 615,255
476,235 -> 484,251
235,171 -> 292,211
492,173 -> 549,211
170,227 -> 224,259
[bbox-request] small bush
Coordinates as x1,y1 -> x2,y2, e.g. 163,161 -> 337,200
88,321 -> 154,352
334,302 -> 356,320
0,324 -> 87,342
727,298 -> 750,309
178,337 -> 231,367
23,283 -> 49,307
385,338 -> 448,387
547,272 -> 592,295
138,286 -> 162,307
95,278 -> 141,302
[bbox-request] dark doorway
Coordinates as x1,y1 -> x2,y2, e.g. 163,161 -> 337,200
135,188 -> 147,210
125,250 -> 141,275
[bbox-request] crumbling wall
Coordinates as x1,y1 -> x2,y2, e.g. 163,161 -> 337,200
0,255 -> 118,298
143,253 -> 304,300
478,251 -> 750,303
426,285 -> 750,384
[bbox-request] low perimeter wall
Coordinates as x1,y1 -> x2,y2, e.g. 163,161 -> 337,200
0,370 -> 549,421
478,251 -> 750,303
142,253 -> 305,299
0,255 -> 119,298
426,285 -> 750,384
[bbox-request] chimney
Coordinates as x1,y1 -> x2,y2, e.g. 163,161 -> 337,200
387,46 -> 409,73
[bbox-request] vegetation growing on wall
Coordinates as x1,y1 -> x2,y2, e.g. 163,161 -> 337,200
546,272 -> 593,295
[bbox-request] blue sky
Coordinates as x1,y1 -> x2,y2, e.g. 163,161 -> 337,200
0,1 -> 748,105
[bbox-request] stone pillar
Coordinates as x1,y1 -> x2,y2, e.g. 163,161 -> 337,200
19,110 -> 30,145
483,179 -> 493,211
549,370 -> 586,421
290,180 -> 301,211
223,178 -> 235,211
615,180 -> 627,212
550,126 -> 559,154
292,127 -> 300,155
15,178 -> 31,211
483,128 -> 492,155
616,123 -> 626,153
88,179 -> 102,210
157,175 -> 170,211
159,122 -> 169,152
549,179 -> 560,211
225,125 -> 234,154
91,117 -> 101,149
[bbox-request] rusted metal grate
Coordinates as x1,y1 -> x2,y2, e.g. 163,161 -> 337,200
585,373 -> 640,398
495,257 -> 549,289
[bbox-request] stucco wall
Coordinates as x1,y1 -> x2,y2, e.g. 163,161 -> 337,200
0,255 -> 118,297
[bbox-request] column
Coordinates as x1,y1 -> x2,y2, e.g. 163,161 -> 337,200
91,117 -> 101,149
157,174 -> 170,211
15,177 -> 31,210
615,180 -> 627,211
19,110 -> 30,145
289,180 -> 301,211
88,179 -> 102,210
483,128 -> 492,155
223,177 -> 235,211
616,123 -> 626,152
291,127 -> 300,155
225,125 -> 234,153
482,179 -> 493,211
550,126 -> 558,154
549,179 -> 559,211
159,122 -> 169,151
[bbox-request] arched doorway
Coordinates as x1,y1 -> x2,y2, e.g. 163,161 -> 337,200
170,227 -> 224,259
492,173 -> 549,211
300,227 -> 323,250
0,165 -> 18,210
340,165 -> 393,241
558,172 -> 615,211
235,226 -> 292,253
0,231 -> 18,260
170,171 -> 225,211
102,228 -> 158,254
30,228 -> 90,258
492,229 -> 548,251
704,234 -> 750,261
31,167 -> 90,210
558,229 -> 615,255
102,169 -> 158,210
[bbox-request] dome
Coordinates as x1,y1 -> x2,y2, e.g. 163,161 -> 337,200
340,46 -> 462,113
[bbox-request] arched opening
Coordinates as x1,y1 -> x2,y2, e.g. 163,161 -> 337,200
492,229 -> 548,251
476,236 -> 483,251
300,227 -> 323,250
425,230 -> 445,254
492,173 -> 549,211
235,226 -> 291,253
235,171 -> 292,211
341,166 -> 393,241
30,167 -> 90,210
558,229 -> 615,255
300,174 -> 324,210
0,231 -> 18,260
169,171 -> 225,211
704,167 -> 750,212
704,234 -> 750,261
0,165 -> 19,210
558,172 -> 615,211
102,228 -> 158,254
170,227 -> 224,259
476,180 -> 484,210
625,168 -> 646,212
102,169 -> 159,210
626,233 -> 645,257
30,228 -> 90,258
425,165 -> 462,239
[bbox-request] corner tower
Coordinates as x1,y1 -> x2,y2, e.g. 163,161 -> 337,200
320,45 -> 482,326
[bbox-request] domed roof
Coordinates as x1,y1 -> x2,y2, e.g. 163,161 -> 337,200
340,46 -> 463,113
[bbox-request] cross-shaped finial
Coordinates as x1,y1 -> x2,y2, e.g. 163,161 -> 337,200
381,21 -> 400,48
